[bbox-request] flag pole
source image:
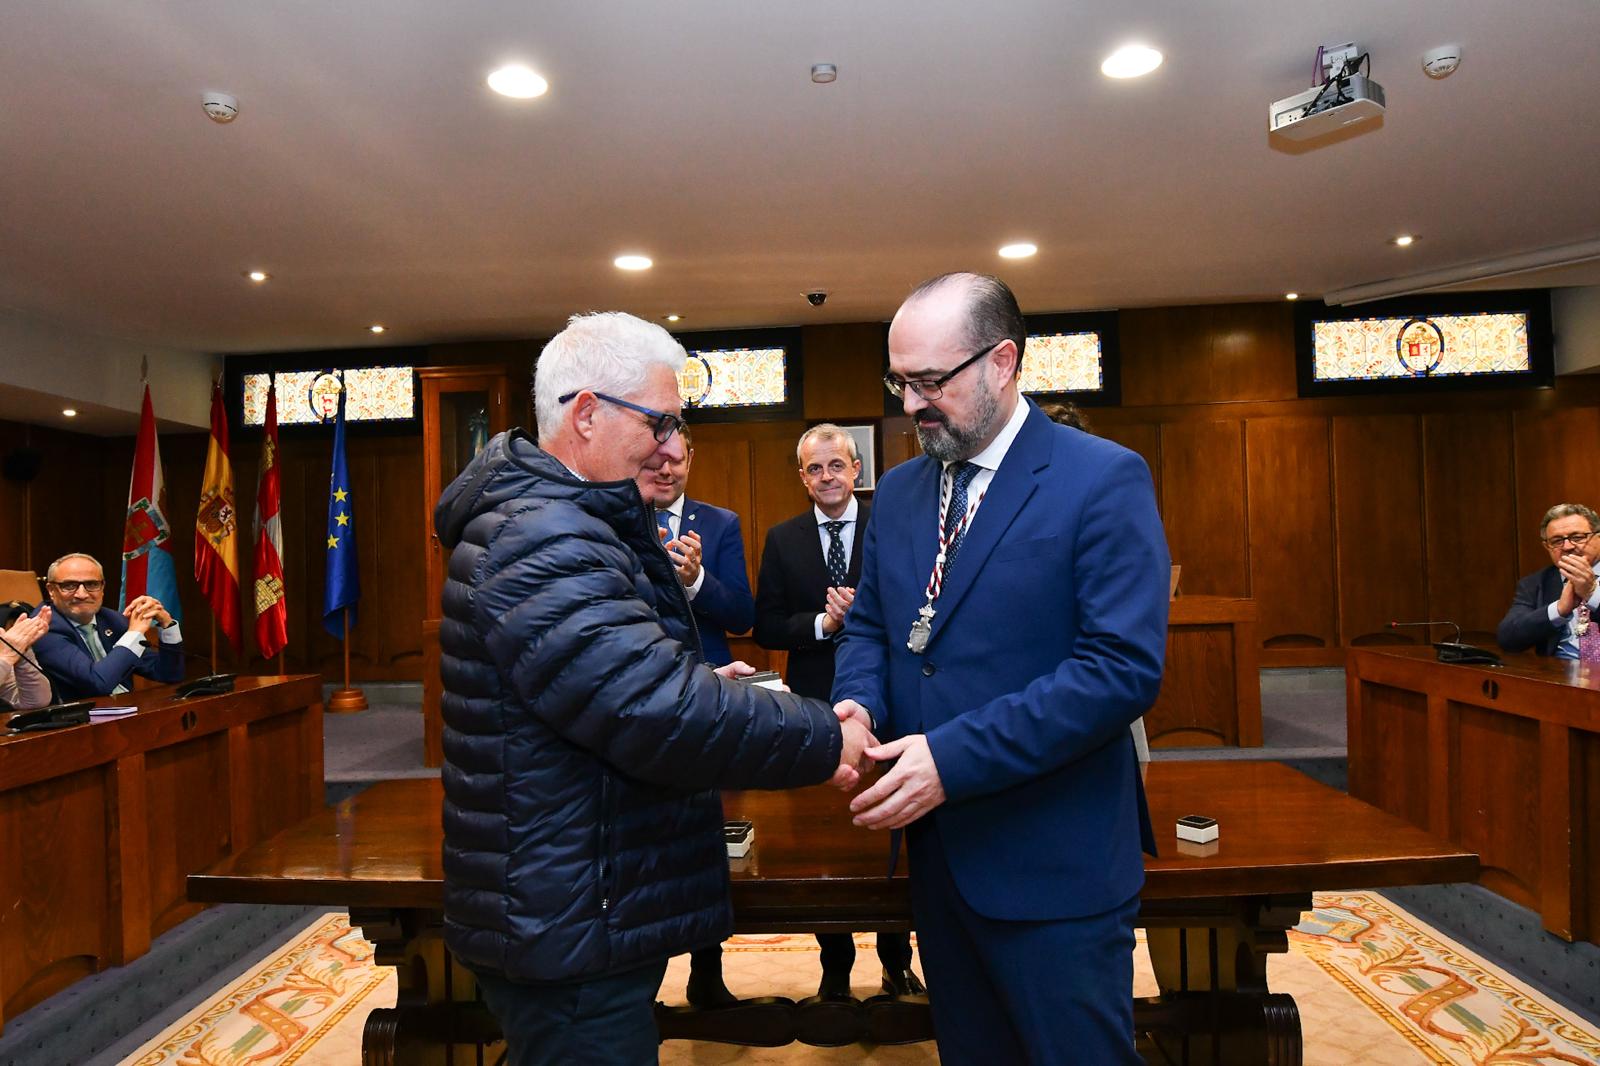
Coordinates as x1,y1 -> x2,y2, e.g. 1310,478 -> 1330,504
327,607 -> 368,712
210,615 -> 218,674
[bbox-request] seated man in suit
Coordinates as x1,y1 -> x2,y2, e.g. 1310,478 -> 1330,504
754,424 -> 922,1003
636,423 -> 754,668
32,553 -> 185,699
1498,503 -> 1600,659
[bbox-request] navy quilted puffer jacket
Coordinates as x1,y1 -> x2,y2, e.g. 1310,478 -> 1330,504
433,430 -> 844,984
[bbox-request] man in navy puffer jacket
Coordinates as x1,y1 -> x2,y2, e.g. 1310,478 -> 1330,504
433,311 -> 874,1065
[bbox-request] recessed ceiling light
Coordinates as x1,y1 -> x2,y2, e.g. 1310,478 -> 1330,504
1285,292 -> 1300,301
1393,234 -> 1417,247
245,270 -> 270,283
665,314 -> 682,322
811,63 -> 837,84
998,242 -> 1038,259
1101,44 -> 1163,79
614,254 -> 653,271
487,64 -> 549,99
369,324 -> 385,334
62,408 -> 77,418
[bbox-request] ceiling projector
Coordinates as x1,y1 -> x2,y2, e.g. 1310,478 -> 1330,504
1270,73 -> 1385,140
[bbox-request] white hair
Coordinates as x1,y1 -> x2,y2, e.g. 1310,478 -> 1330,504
796,423 -> 858,465
46,553 -> 103,582
534,312 -> 687,442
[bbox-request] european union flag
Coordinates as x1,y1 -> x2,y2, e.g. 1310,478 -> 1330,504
323,385 -> 360,637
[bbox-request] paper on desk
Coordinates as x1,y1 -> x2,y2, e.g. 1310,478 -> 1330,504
88,705 -> 137,717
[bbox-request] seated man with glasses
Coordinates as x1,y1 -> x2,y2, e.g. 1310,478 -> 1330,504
32,552 -> 185,699
1497,503 -> 1600,659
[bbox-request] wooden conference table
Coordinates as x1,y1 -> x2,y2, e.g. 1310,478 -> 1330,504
191,761 -> 1474,1066
0,674 -> 324,1033
1348,646 -> 1600,945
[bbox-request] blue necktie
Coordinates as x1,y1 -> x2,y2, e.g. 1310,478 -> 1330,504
942,462 -> 980,578
656,510 -> 674,541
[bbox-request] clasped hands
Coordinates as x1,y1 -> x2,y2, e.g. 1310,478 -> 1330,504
659,528 -> 703,587
123,595 -> 173,637
1556,552 -> 1598,614
830,700 -> 946,829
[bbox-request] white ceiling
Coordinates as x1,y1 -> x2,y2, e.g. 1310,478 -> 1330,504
1,0 -> 1598,355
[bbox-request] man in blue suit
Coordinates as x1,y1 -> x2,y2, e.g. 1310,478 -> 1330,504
833,273 -> 1169,1063
1496,503 -> 1600,658
33,552 -> 186,700
636,423 -> 755,669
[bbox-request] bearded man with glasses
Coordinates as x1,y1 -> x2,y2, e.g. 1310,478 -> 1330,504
32,552 -> 185,699
833,272 -> 1169,1063
1498,503 -> 1600,659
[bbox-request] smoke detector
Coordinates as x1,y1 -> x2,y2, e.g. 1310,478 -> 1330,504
201,92 -> 239,123
1421,45 -> 1461,79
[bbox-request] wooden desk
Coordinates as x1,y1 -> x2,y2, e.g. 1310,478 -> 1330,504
1347,646 -> 1600,944
1147,596 -> 1263,748
190,761 -> 1473,1066
0,675 -> 323,1032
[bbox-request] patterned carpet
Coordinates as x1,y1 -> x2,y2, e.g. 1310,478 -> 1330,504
121,893 -> 1600,1065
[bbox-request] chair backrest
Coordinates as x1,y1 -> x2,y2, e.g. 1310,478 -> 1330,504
0,570 -> 41,607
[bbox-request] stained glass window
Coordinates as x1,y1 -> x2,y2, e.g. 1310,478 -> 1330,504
1311,313 -> 1531,382
1019,331 -> 1105,394
242,367 -> 416,425
677,347 -> 787,408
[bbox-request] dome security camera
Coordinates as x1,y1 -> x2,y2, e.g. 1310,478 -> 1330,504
202,92 -> 239,123
805,290 -> 828,307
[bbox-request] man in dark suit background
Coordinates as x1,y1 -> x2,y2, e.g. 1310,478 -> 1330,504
834,273 -> 1168,1063
33,552 -> 185,699
754,424 -> 921,1003
1498,502 -> 1600,659
636,423 -> 754,668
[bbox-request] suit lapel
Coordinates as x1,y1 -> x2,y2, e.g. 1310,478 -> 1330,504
907,459 -> 944,602
927,409 -> 1049,648
680,498 -> 700,540
847,501 -> 871,584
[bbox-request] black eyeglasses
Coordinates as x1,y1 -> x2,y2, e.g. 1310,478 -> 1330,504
49,580 -> 104,595
1545,532 -> 1596,549
558,390 -> 685,444
884,342 -> 999,401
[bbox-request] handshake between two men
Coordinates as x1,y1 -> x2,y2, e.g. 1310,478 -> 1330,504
713,661 -> 946,831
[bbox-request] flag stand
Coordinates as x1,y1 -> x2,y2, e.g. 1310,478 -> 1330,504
327,608 -> 368,712
210,616 -> 219,675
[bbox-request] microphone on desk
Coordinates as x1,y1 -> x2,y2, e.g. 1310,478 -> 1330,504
1388,620 -> 1503,666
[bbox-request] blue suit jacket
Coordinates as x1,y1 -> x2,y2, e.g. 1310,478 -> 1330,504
33,606 -> 186,701
680,498 -> 755,667
1496,565 -> 1566,656
834,402 -> 1168,921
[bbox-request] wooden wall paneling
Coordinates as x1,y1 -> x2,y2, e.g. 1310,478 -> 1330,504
1512,405 -> 1600,576
0,422 -> 30,569
879,416 -> 920,476
1451,702 -> 1543,910
1246,417 -> 1336,652
1579,730 -> 1600,940
1158,421 -> 1248,596
1333,414 -> 1428,646
1118,304 -> 1298,407
685,434 -> 756,577
1097,422 -> 1162,511
1423,412 -> 1518,644
750,436 -> 813,577
801,324 -> 888,421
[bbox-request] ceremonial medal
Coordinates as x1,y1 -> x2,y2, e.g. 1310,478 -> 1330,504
907,606 -> 935,653
1578,606 -> 1591,637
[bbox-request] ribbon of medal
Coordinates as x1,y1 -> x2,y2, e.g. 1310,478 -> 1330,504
907,470 -> 985,654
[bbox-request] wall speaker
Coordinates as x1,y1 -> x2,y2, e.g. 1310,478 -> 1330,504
2,448 -> 43,483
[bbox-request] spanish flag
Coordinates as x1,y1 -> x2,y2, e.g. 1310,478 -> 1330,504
195,381 -> 242,653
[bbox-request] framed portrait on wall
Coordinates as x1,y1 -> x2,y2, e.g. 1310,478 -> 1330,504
841,424 -> 877,491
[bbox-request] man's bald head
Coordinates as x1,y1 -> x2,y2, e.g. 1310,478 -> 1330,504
899,272 -> 1027,380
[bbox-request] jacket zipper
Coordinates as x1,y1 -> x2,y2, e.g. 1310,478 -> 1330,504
599,772 -> 614,913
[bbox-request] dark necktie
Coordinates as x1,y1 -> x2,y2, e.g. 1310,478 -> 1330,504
655,510 -> 674,541
942,461 -> 981,578
824,521 -> 848,587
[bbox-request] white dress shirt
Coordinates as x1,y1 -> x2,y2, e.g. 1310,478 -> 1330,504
812,495 -> 860,641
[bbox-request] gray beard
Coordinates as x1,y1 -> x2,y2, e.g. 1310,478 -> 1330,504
915,378 -> 1002,462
